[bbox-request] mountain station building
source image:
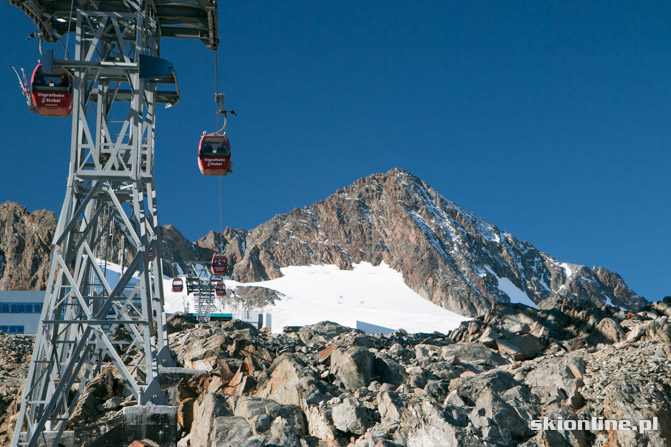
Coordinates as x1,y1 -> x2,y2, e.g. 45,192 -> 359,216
0,291 -> 44,334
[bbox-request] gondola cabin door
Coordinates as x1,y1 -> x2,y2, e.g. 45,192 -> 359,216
31,64 -> 73,117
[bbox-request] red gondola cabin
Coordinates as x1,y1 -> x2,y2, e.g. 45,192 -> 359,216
215,281 -> 226,297
211,254 -> 228,276
31,64 -> 73,117
172,278 -> 184,293
198,134 -> 232,176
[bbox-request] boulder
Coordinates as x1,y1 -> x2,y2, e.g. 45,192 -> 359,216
377,391 -> 405,425
257,353 -> 331,407
180,332 -> 228,371
69,372 -> 123,426
469,387 -> 529,443
373,353 -> 406,387
303,405 -> 340,444
210,417 -> 257,447
331,397 -> 368,435
166,312 -> 198,334
520,355 -> 585,408
399,400 -> 482,447
331,347 -> 374,391
440,342 -> 509,372
601,373 -> 671,447
495,334 -> 541,361
230,396 -> 305,436
449,370 -> 521,406
590,318 -> 625,344
190,393 -> 233,447
297,321 -> 352,347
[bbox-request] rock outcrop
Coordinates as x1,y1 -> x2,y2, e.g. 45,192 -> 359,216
0,201 -> 56,290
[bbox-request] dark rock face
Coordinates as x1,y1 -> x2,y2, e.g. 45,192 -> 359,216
229,169 -> 646,316
2,298 -> 671,446
0,202 -> 245,291
0,201 -> 56,290
159,225 -> 216,277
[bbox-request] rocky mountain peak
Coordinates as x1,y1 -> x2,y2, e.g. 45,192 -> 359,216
231,168 -> 646,316
0,170 -> 646,317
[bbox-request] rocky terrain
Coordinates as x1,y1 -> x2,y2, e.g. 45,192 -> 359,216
1,295 -> 670,446
0,169 -> 647,318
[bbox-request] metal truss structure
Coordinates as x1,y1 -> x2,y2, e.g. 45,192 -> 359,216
4,1 -> 218,446
182,262 -> 224,322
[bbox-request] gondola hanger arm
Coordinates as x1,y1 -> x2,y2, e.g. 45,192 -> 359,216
214,92 -> 237,135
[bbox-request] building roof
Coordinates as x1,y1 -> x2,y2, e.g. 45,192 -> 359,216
0,291 -> 45,302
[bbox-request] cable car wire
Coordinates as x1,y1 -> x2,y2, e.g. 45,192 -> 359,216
62,0 -> 76,60
214,48 -> 224,255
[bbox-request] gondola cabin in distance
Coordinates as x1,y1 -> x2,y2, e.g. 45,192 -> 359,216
215,281 -> 226,297
198,134 -> 232,176
211,254 -> 228,276
171,278 -> 183,293
31,64 -> 73,117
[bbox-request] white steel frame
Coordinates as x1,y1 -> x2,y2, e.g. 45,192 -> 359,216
12,8 -> 176,447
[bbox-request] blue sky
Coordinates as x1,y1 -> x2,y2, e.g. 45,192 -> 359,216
0,1 -> 669,301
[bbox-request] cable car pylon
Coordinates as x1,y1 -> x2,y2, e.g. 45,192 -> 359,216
4,1 -> 219,446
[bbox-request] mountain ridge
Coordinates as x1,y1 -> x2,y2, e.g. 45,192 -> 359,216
0,168 -> 647,316
229,168 -> 645,315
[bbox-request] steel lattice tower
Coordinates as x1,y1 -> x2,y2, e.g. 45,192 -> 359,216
4,2 -> 218,446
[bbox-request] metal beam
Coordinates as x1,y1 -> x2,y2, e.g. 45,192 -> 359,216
10,9 -> 181,447
3,0 -> 219,48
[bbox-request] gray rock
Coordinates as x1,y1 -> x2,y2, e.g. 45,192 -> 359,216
258,353 -> 331,407
449,369 -> 521,406
297,321 -> 353,347
303,405 -> 340,443
495,334 -> 541,361
179,332 -> 228,371
233,286 -> 282,308
231,396 -> 305,435
521,355 -> 585,408
377,391 -> 405,425
167,312 -> 198,333
373,353 -> 407,387
440,342 -> 509,372
601,373 -> 671,447
591,317 -> 625,344
190,393 -> 233,447
424,380 -> 451,404
69,372 -> 122,426
331,346 -> 374,391
400,400 -> 484,447
210,416 -> 256,447
469,387 -> 529,443
331,397 -> 368,435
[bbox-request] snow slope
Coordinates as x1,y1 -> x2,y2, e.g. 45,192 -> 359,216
164,262 -> 469,335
